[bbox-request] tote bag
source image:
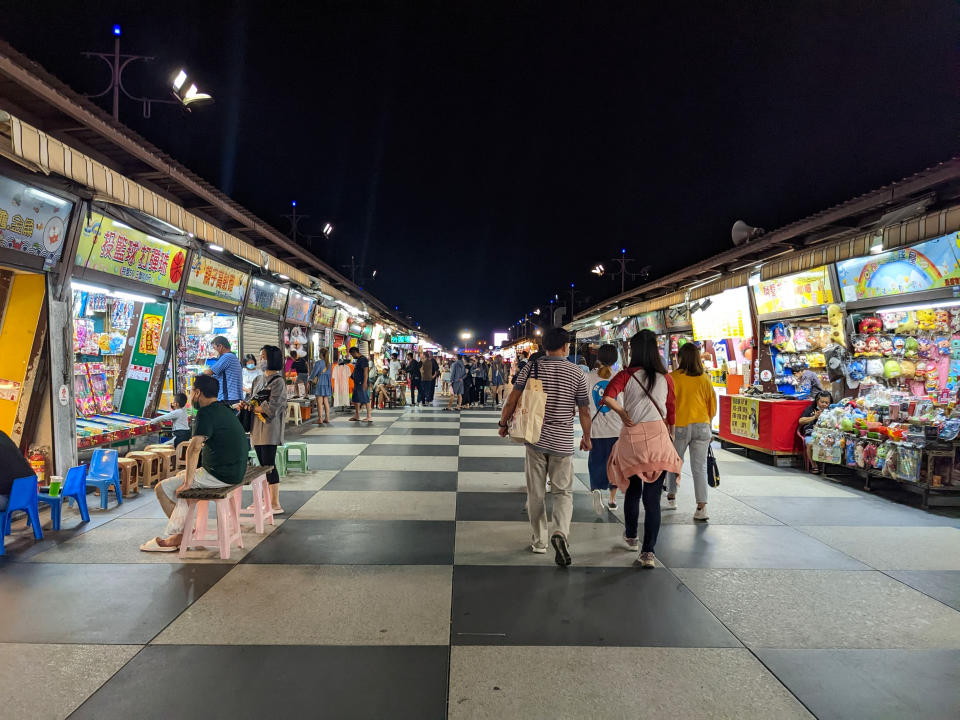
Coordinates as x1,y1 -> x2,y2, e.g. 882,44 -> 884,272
509,361 -> 547,444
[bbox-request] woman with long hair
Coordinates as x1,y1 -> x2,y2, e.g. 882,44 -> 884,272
489,355 -> 506,408
586,344 -> 622,513
665,342 -> 718,520
309,346 -> 333,424
602,330 -> 682,568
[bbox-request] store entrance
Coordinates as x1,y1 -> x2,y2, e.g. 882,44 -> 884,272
172,307 -> 239,402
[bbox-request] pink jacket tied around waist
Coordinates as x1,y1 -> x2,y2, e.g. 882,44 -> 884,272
606,420 -> 683,489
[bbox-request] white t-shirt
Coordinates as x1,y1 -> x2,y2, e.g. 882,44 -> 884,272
389,359 -> 401,381
585,369 -> 623,439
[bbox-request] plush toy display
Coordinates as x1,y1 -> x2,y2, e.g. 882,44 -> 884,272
827,304 -> 846,345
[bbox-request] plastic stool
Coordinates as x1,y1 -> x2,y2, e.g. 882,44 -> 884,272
248,449 -> 260,465
234,472 -> 275,534
279,442 -> 309,473
275,449 -> 287,478
144,445 -> 177,477
175,442 -> 190,471
285,402 -> 302,426
179,491 -> 243,560
116,458 -> 140,497
127,451 -> 162,487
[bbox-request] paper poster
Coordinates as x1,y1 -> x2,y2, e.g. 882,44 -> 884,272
0,378 -> 22,402
127,364 -> 152,382
138,314 -> 163,355
729,396 -> 760,440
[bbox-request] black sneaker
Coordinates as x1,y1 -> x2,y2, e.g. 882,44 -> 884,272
551,533 -> 571,567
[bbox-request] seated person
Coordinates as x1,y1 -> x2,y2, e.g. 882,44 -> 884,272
372,369 -> 393,407
0,429 -> 35,511
156,392 -> 191,447
797,390 -> 832,474
140,374 -> 247,552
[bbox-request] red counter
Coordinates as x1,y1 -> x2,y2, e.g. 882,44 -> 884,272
718,395 -> 809,455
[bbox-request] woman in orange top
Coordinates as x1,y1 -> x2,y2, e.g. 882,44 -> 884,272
665,342 -> 717,521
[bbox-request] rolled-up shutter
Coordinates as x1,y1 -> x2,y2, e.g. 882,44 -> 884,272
358,339 -> 370,356
242,317 -> 280,358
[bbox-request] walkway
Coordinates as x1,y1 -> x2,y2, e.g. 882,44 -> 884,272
1,404 -> 959,719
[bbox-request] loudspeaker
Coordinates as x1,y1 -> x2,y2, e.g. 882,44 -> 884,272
731,220 -> 763,246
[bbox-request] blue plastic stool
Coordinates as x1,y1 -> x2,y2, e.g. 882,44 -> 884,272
39,465 -> 89,530
87,448 -> 122,509
1,475 -> 44,543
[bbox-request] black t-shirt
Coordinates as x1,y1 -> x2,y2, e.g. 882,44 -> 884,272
800,403 -> 820,436
0,430 -> 34,496
406,360 -> 421,379
292,357 -> 308,374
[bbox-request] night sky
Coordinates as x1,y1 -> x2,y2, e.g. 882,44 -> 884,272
4,1 -> 958,347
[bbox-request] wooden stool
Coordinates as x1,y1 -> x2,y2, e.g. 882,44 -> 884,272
175,442 -> 190,471
116,458 -> 140,497
126,451 -> 162,488
285,402 -> 302,426
144,445 -> 177,477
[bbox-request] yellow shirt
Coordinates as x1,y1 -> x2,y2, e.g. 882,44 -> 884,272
670,370 -> 717,427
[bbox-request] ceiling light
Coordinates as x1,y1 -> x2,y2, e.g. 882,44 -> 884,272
72,281 -> 110,295
870,237 -> 884,254
278,274 -> 290,280
208,243 -> 224,252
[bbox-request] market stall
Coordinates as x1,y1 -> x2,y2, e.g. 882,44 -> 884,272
241,278 -> 286,359
753,265 -> 840,397
167,253 -> 248,408
71,212 -> 186,448
311,303 -> 336,362
691,285 -> 755,431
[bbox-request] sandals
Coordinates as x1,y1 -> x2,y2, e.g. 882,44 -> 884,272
140,537 -> 177,553
348,417 -> 359,422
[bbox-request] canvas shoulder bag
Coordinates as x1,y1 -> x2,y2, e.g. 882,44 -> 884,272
508,360 -> 548,444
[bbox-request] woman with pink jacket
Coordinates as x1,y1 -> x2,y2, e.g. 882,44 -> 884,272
603,330 -> 682,568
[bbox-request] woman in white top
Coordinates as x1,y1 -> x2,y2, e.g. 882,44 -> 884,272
585,344 -> 623,513
241,353 -> 263,396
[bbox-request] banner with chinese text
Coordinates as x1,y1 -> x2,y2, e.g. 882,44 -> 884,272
729,395 -> 760,440
753,266 -> 833,316
186,255 -> 248,304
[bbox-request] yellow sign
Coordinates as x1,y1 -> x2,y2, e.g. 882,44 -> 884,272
138,314 -> 163,355
186,255 -> 248,304
753,266 -> 833,316
729,395 -> 759,440
692,286 -> 752,341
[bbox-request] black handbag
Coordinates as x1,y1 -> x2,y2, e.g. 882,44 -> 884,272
707,445 -> 720,488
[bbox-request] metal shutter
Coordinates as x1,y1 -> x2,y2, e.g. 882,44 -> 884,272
242,317 -> 280,358
358,339 -> 369,356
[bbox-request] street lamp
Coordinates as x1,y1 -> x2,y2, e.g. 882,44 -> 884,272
460,331 -> 473,340
591,264 -> 605,276
171,69 -> 212,106
323,223 -> 334,238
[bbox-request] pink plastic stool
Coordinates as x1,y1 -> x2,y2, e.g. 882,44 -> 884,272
234,471 -> 275,534
179,491 -> 243,560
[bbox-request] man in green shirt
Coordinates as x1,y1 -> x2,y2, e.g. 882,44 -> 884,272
140,374 -> 247,552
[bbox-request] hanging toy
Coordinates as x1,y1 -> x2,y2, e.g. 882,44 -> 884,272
904,336 -> 920,358
935,310 -> 951,333
858,317 -> 882,334
916,310 -> 937,332
879,337 -> 894,356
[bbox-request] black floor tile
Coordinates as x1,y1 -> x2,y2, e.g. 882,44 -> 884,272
459,456 -> 526,473
381,427 -> 460,436
266,489 -> 315,516
394,416 -> 461,423
459,436 -> 511,445
243,519 -> 455,565
324,470 -> 458,492
451,565 -> 739,647
651,524 -> 868,569
302,434 -> 379,444
361,444 -> 459,456
299,455 -> 356,470
461,422 -> 503,430
736,496 -> 960,527
886,570 -> 960,611
70,645 -> 449,720
0,563 -> 230,643
755,649 -> 960,720
456,492 -> 618,523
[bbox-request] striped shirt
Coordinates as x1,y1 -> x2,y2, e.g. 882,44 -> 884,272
514,355 -> 589,456
210,352 -> 243,402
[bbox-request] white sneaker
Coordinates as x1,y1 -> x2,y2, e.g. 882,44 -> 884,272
693,505 -> 709,521
664,496 -> 677,510
638,552 -> 656,569
530,544 -> 547,554
591,489 -> 605,516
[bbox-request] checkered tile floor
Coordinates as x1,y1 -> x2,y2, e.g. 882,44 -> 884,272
2,404 -> 959,719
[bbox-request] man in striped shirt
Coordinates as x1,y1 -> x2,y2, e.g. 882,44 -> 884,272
204,336 -> 244,405
498,328 -> 592,567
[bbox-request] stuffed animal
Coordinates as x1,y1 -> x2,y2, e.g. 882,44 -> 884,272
917,337 -> 934,358
917,310 -> 937,332
892,336 -> 906,355
950,308 -> 960,333
827,304 -> 846,345
858,316 -> 882,334
852,335 -> 867,356
866,358 -> 884,377
879,337 -> 894,356
882,444 -> 899,479
896,312 -> 918,334
883,359 -> 901,379
866,336 -> 881,355
845,438 -> 857,467
935,310 -> 951,333
900,360 -> 916,379
904,336 -> 920,358
937,337 -> 951,355
880,311 -> 902,332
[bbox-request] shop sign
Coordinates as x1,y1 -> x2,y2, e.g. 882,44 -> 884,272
119,302 -> 167,416
729,395 -> 760,440
634,310 -> 664,334
753,266 -> 833,315
692,287 -> 751,341
836,232 -> 960,302
285,290 -> 315,325
615,318 -> 638,340
334,308 -> 350,333
185,255 -> 248,304
314,304 -> 335,327
75,213 -> 186,290
0,176 -> 74,267
391,334 -> 418,344
361,324 -> 373,339
246,279 -> 288,316
665,304 -> 691,329
126,364 -> 152,382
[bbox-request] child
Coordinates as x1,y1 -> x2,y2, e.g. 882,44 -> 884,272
157,392 -> 191,447
585,344 -> 623,513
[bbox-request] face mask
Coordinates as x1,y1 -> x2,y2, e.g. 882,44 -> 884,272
259,360 -> 268,370
246,363 -> 256,370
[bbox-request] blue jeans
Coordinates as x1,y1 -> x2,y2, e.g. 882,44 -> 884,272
587,437 -> 618,491
624,472 -> 666,553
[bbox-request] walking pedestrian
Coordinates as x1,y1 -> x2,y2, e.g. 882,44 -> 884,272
309,346 -> 333,424
446,355 -> 467,410
349,346 -> 373,422
665,342 -> 718,520
586,344 -> 622,513
498,328 -> 592,567
405,351 -> 421,406
489,355 -> 506,408
441,359 -> 451,396
602,330 -> 682,568
473,357 -> 488,406
513,350 -> 529,383
420,350 -> 436,405
462,358 -> 476,407
246,345 -> 287,514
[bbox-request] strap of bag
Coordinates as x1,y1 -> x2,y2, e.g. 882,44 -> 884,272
629,370 -> 667,421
